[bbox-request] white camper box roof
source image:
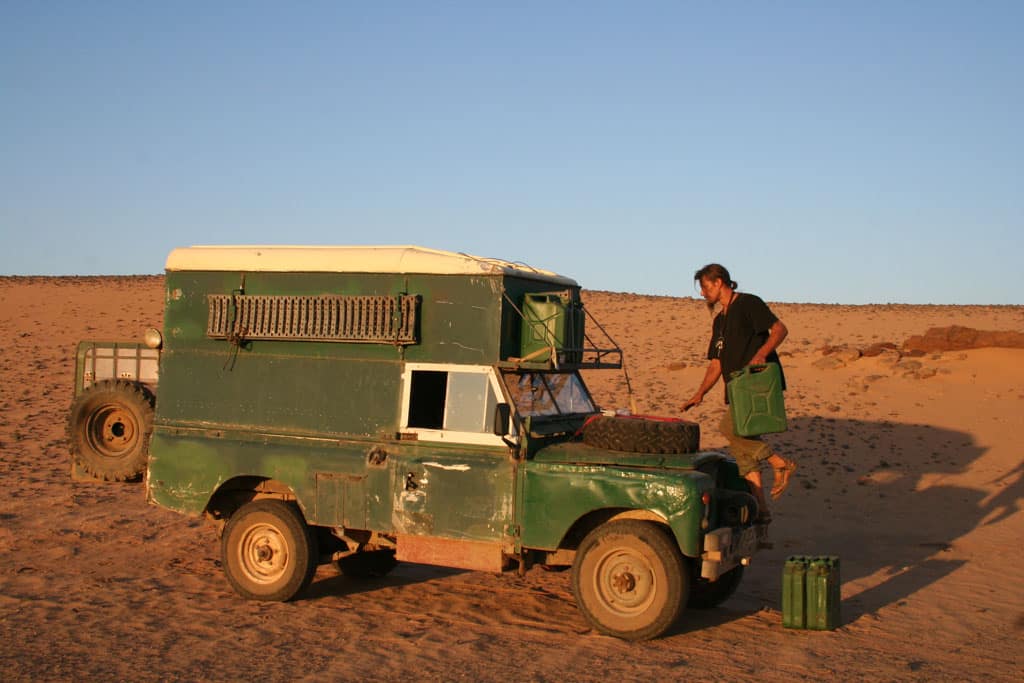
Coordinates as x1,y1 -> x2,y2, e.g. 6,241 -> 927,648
165,245 -> 578,286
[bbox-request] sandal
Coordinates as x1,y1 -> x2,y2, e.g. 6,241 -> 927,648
771,460 -> 797,500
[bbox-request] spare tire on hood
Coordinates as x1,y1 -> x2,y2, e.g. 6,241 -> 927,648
582,415 -> 700,454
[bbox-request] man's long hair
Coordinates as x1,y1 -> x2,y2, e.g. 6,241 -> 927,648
694,263 -> 738,313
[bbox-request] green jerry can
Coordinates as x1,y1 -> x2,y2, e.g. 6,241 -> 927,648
782,556 -> 841,630
520,293 -> 583,364
727,363 -> 787,437
782,557 -> 808,629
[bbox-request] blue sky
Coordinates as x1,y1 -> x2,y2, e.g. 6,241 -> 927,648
2,2 -> 1021,304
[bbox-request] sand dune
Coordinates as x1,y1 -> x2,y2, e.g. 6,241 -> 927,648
0,276 -> 1021,681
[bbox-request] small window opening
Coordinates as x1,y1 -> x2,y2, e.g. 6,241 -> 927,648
408,370 -> 447,429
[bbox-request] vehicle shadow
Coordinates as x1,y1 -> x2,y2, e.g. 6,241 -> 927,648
303,562 -> 469,600
666,602 -> 760,636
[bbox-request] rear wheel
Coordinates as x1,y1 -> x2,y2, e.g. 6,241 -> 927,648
571,520 -> 688,641
68,380 -> 154,481
222,500 -> 318,601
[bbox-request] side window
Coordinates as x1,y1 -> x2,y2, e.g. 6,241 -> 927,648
408,370 -> 447,429
404,365 -> 503,443
445,371 -> 496,432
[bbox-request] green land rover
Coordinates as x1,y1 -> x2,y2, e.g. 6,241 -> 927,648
68,245 -> 765,641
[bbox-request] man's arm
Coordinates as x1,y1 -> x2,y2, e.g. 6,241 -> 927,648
750,320 -> 788,366
682,358 -> 722,411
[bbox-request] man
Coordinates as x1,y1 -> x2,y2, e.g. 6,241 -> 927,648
682,264 -> 797,522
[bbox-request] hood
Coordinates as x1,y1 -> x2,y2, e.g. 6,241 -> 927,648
530,440 -> 728,469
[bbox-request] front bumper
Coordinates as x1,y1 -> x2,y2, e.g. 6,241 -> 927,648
700,524 -> 768,580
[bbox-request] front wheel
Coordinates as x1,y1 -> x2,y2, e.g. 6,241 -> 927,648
222,500 -> 318,601
571,520 -> 688,641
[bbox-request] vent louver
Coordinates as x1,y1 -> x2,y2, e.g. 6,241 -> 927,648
207,294 -> 419,344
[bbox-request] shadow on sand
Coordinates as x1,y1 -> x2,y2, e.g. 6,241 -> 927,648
303,562 -> 469,601
296,416 -> 1020,633
730,416 -> 1023,625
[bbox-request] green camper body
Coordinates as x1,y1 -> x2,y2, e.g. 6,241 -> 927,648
71,246 -> 764,640
153,268 -> 552,438
146,261 -> 708,556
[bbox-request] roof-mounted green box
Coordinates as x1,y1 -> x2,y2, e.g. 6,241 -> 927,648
519,292 -> 584,366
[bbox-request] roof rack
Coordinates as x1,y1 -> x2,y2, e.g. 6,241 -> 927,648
501,299 -> 623,371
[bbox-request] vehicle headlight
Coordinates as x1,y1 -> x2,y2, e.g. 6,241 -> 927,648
144,327 -> 163,349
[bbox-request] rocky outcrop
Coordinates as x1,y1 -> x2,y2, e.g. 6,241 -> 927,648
820,345 -> 862,362
808,325 -> 1023,379
862,342 -> 900,357
903,326 -> 1024,352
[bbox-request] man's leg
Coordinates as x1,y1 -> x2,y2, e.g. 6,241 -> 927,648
718,411 -> 772,520
767,452 -> 797,499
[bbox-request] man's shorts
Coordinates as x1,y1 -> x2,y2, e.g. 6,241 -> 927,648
718,409 -> 772,476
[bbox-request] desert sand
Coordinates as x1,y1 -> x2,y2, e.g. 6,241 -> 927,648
0,276 -> 1022,682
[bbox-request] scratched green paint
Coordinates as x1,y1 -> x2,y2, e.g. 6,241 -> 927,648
519,461 -> 709,557
148,424 -> 516,544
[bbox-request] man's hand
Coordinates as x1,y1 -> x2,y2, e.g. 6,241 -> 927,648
682,395 -> 702,412
685,359 -> 722,412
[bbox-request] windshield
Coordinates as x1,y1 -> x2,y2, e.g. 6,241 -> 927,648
501,371 -> 596,418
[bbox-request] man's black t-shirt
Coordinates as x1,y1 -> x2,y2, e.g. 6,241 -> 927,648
706,292 -> 786,401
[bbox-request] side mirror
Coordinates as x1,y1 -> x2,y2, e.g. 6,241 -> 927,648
493,403 -> 511,436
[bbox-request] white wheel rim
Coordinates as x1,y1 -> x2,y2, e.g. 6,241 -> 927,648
237,522 -> 290,585
592,547 -> 657,617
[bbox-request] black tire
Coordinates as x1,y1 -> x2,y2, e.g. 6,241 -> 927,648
222,500 -> 318,602
67,380 -> 154,481
571,520 -> 688,641
582,416 -> 700,454
688,565 -> 745,609
334,549 -> 398,579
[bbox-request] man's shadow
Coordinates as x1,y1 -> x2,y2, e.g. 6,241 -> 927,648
732,416 -> 1023,623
